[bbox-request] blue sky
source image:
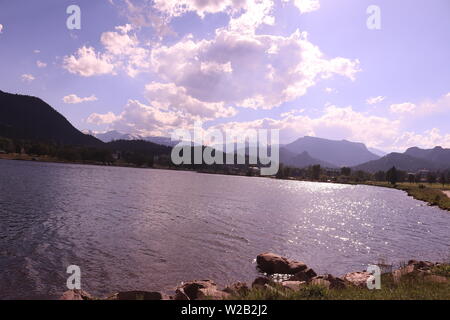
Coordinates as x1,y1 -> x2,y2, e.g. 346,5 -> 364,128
0,0 -> 449,152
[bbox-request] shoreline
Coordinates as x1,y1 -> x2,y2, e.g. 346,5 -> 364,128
362,181 -> 450,212
61,253 -> 450,300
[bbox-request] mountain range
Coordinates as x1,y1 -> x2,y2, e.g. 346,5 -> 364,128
0,90 -> 101,147
1,89 -> 449,173
281,136 -> 381,167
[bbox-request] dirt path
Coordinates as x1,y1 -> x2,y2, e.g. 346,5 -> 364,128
443,190 -> 450,198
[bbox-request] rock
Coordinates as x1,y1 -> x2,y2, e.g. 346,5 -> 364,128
343,272 -> 372,288
60,289 -> 93,300
116,291 -> 168,300
176,280 -> 229,300
252,277 -> 272,289
408,260 -> 435,270
174,288 -> 190,300
392,264 -> 416,283
256,252 -> 307,275
290,268 -> 317,282
311,274 -> 347,289
223,282 -> 250,296
281,281 -> 306,291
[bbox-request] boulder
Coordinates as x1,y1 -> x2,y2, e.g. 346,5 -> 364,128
176,280 -> 229,300
223,282 -> 250,296
311,274 -> 347,289
60,289 -> 93,300
256,252 -> 307,274
343,271 -> 372,288
174,288 -> 190,300
290,268 -> 317,282
408,260 -> 435,270
392,260 -> 437,283
252,277 -> 272,289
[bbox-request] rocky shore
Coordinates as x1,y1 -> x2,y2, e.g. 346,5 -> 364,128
60,252 -> 449,300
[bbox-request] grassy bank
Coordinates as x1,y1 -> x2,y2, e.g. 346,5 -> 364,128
363,181 -> 450,211
230,264 -> 450,300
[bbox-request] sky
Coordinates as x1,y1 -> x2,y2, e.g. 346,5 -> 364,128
0,0 -> 449,152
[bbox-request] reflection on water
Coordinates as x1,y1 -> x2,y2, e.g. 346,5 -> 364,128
0,159 -> 449,299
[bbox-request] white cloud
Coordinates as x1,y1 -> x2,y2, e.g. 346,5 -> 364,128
213,105 -> 399,148
153,0 -> 249,18
63,94 -> 98,104
291,0 -> 320,14
145,82 -> 236,118
150,29 -> 360,109
87,100 -> 196,137
394,128 -> 450,151
100,28 -> 150,77
0,24 -> 3,33
36,60 -> 47,68
324,87 -> 337,94
63,46 -> 115,77
87,112 -> 120,125
390,102 -> 416,114
389,92 -> 450,116
21,74 -> 35,82
366,96 -> 385,105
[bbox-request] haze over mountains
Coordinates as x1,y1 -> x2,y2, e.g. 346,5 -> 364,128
1,90 -> 449,173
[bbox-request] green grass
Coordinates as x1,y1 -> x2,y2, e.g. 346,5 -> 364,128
229,271 -> 450,300
364,182 -> 450,211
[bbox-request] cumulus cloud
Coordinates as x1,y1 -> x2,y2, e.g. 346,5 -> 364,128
394,128 -> 450,151
63,46 -> 115,77
389,93 -> 450,116
390,102 -> 416,114
145,82 -> 236,118
324,87 -> 337,94
63,94 -> 98,104
87,112 -> 119,125
290,0 -> 320,14
213,104 -> 399,148
100,26 -> 150,77
21,74 -> 35,82
36,60 -> 47,68
153,0 -> 249,18
366,96 -> 385,105
150,29 -> 360,109
87,100 -> 196,137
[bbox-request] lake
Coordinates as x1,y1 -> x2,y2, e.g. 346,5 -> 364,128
0,159 -> 449,299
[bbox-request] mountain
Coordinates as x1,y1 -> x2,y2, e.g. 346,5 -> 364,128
94,130 -> 141,143
353,153 -> 438,173
93,130 -> 179,147
279,148 -> 337,168
368,147 -> 387,157
0,90 -> 102,146
106,139 -> 172,155
404,146 -> 450,168
283,136 -> 380,167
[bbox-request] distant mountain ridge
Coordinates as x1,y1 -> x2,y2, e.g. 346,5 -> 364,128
282,136 -> 380,167
354,146 -> 450,173
0,90 -> 102,146
279,148 -> 337,169
92,130 -> 179,147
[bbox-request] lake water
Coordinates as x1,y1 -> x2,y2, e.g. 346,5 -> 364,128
0,159 -> 449,299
